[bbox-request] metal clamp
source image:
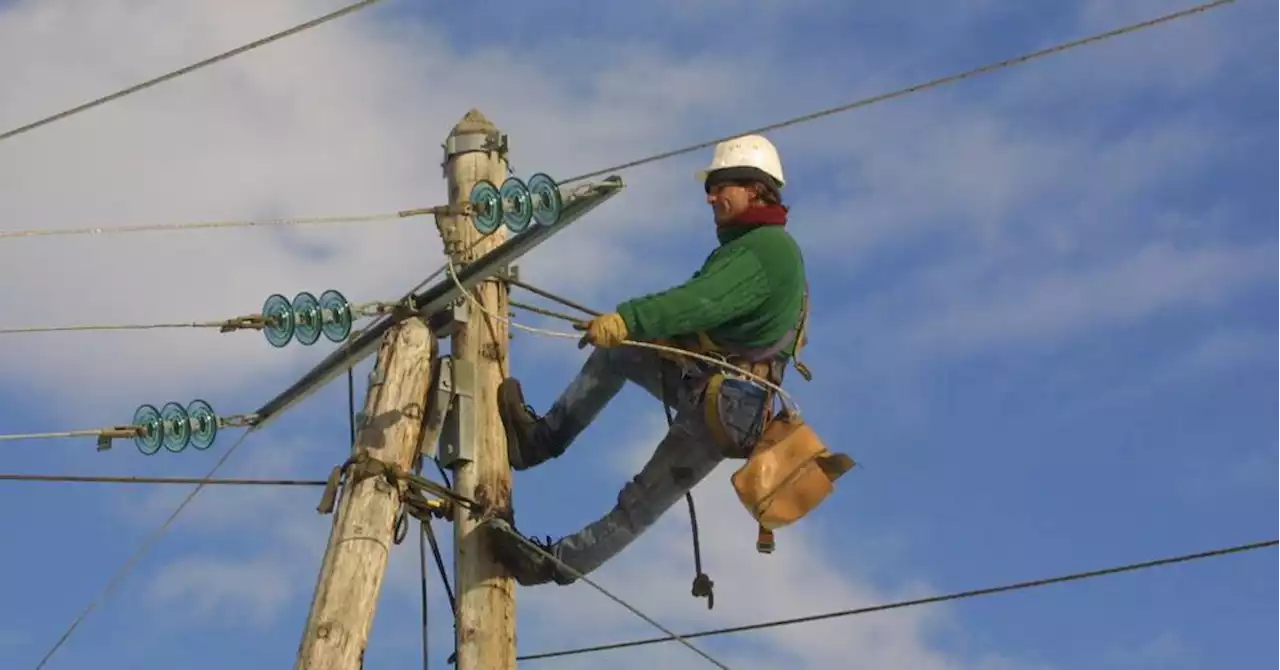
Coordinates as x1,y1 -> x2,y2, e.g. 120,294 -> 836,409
428,298 -> 470,339
95,426 -> 140,452
441,131 -> 508,176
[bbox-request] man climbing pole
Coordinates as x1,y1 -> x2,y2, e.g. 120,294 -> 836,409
487,134 -> 809,586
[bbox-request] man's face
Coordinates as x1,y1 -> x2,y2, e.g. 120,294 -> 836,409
706,182 -> 755,223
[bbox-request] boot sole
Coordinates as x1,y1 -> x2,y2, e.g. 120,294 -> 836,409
497,379 -> 531,470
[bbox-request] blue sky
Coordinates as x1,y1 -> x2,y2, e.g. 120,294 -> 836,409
0,0 -> 1275,668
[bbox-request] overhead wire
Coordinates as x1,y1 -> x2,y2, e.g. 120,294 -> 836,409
33,426 -> 259,669
0,0 -> 387,144
485,519 -> 731,670
557,0 -> 1236,185
517,537 -> 1278,662
10,1 -> 1241,665
0,320 -> 256,335
0,412 -> 254,445
0,267 -> 592,344
0,428 -> 131,442
0,473 -> 324,486
0,0 -> 1230,244
0,209 -> 432,240
339,0 -> 1246,295
0,297 -> 385,337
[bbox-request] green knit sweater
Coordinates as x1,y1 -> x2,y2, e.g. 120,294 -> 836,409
615,224 -> 806,355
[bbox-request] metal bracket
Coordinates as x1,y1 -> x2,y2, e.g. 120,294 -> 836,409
427,298 -> 470,339
441,131 -> 508,176
246,173 -> 625,431
443,131 -> 506,157
436,356 -> 476,468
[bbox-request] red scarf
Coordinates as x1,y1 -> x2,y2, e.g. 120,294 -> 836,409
717,204 -> 788,231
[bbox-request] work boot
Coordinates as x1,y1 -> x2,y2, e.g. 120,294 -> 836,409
497,378 -> 560,471
484,519 -> 576,586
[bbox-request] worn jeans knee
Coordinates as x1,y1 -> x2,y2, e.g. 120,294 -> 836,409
539,345 -> 687,455
551,374 -> 769,577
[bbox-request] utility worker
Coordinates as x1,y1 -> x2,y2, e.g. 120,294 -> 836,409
487,134 -> 808,586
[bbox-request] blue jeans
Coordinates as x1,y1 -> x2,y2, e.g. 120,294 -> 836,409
536,345 -> 769,578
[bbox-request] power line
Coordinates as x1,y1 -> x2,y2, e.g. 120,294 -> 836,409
0,321 -> 238,335
34,427 -> 259,668
486,519 -> 730,669
559,0 -> 1236,185
13,2 -> 1241,664
0,286 -> 572,338
0,473 -> 324,486
0,428 -> 132,442
0,0 -> 387,144
0,298 -> 388,337
0,207 -> 439,240
0,410 -> 254,448
0,1 -> 1230,244
517,537 -> 1277,662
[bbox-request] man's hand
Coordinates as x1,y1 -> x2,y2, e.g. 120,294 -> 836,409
573,313 -> 629,349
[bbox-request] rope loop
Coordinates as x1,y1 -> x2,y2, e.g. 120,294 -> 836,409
316,452 -> 458,521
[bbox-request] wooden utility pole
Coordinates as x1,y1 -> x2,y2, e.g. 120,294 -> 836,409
295,318 -> 438,670
437,108 -> 517,670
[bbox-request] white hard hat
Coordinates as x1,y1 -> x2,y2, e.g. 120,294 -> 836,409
696,134 -> 785,188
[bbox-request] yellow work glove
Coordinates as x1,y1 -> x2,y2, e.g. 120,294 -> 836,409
574,313 -> 629,349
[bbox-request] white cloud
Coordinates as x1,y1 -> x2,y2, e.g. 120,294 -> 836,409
5,1 -> 1268,667
147,553 -> 299,627
509,422 -> 1021,670
1096,630 -> 1199,670
886,241 -> 1272,360
120,417 -> 1027,670
0,0 -> 1263,425
0,0 -> 755,421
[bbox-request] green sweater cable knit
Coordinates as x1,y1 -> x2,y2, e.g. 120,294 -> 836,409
615,220 -> 806,356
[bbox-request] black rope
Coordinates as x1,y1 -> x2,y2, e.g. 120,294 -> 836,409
504,275 -> 716,604
423,517 -> 456,612
517,537 -> 1278,661
685,493 -> 714,609
347,367 -> 357,449
425,457 -> 456,612
409,446 -> 457,667
427,454 -> 460,667
659,367 -> 714,610
414,448 -> 456,665
418,519 -> 431,670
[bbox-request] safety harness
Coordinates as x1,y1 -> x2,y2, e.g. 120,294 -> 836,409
656,283 -> 854,608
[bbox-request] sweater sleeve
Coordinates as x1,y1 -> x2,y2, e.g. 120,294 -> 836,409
615,245 -> 771,341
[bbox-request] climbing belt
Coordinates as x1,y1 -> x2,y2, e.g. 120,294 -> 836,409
472,272 -> 808,603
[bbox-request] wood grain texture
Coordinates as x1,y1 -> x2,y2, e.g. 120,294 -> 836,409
295,317 -> 437,670
442,108 -> 517,670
